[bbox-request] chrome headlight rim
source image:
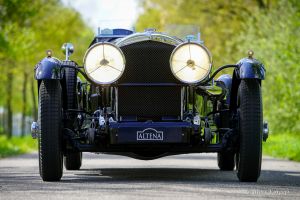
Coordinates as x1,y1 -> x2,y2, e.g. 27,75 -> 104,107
83,42 -> 126,85
169,42 -> 213,84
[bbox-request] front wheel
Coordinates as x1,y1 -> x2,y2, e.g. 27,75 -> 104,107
218,151 -> 235,171
63,67 -> 82,170
64,152 -> 82,170
38,80 -> 63,181
236,79 -> 263,182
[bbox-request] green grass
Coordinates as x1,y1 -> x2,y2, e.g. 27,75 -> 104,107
0,135 -> 38,158
263,133 -> 300,162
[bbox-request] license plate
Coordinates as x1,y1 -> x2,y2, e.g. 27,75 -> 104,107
137,128 -> 164,141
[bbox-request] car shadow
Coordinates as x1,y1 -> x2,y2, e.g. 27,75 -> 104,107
63,167 -> 300,188
74,168 -> 231,182
3,153 -> 299,188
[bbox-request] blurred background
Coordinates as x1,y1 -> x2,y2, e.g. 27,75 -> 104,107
0,0 -> 299,160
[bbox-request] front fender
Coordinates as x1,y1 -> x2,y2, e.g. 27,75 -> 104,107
216,74 -> 232,105
34,57 -> 63,80
235,58 -> 266,80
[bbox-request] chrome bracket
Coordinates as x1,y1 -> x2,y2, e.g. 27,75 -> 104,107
31,122 -> 39,139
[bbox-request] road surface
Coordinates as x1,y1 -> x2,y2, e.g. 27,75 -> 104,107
0,152 -> 299,199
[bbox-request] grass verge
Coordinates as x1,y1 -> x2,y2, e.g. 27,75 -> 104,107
0,135 -> 37,158
263,133 -> 300,162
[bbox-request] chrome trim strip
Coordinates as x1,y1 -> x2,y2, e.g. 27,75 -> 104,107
115,32 -> 183,47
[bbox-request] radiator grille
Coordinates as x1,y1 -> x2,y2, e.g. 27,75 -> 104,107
119,41 -> 180,83
118,41 -> 181,119
118,86 -> 181,118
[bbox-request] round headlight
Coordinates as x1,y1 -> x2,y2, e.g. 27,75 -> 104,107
170,42 -> 212,84
84,43 -> 125,84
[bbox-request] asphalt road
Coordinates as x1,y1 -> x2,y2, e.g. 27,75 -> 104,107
0,152 -> 299,200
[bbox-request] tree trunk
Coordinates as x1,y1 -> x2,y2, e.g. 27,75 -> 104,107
0,107 -> 5,135
31,76 -> 37,121
21,71 -> 28,137
6,70 -> 13,138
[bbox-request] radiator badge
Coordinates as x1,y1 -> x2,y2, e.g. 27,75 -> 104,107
137,128 -> 164,141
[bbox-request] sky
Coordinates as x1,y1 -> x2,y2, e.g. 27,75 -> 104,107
61,0 -> 141,34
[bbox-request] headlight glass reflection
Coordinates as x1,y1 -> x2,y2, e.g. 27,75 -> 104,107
170,43 -> 212,83
84,43 -> 125,84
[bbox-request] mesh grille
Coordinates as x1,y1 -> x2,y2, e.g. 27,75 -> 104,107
119,41 -> 180,83
118,41 -> 181,118
118,86 -> 181,118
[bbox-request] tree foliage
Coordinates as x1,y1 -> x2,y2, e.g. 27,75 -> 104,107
235,0 -> 300,134
0,0 -> 93,136
136,0 -> 300,135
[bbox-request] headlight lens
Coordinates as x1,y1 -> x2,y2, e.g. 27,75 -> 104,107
84,43 -> 125,84
170,42 -> 212,84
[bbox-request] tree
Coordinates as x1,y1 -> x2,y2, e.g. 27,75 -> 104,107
0,0 -> 93,137
233,0 -> 300,134
136,0 -> 272,67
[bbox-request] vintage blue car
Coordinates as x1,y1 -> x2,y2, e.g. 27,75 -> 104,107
32,28 -> 268,182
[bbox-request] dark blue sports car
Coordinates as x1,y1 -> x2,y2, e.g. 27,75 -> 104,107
32,28 -> 268,182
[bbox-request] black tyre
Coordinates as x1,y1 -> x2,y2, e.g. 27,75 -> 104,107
218,151 -> 235,171
236,79 -> 262,182
38,80 -> 63,181
63,67 -> 82,170
64,152 -> 82,170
